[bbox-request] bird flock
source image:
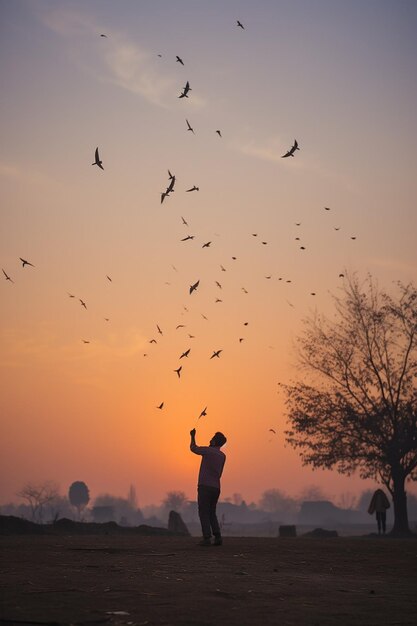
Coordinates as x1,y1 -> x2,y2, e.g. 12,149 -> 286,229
2,18 -> 361,434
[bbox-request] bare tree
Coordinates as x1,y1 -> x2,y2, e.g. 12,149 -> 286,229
17,481 -> 60,523
284,274 -> 417,535
162,491 -> 188,512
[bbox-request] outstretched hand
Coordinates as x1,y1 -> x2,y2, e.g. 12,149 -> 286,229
190,428 -> 196,437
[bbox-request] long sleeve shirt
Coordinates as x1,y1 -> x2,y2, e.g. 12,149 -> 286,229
190,443 -> 226,489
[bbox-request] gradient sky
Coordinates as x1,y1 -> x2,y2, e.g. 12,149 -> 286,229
1,0 -> 417,508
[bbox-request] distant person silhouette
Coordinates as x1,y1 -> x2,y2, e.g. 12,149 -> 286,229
190,428 -> 226,546
368,489 -> 390,535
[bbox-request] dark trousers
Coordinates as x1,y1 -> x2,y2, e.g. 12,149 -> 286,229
376,511 -> 386,534
197,485 -> 221,539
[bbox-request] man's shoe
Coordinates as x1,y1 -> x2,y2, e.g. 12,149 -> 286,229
213,537 -> 223,546
198,538 -> 211,546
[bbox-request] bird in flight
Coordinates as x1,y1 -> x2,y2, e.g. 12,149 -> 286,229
239,337 -> 244,343
181,216 -> 189,226
186,186 -> 199,192
220,265 -> 226,272
106,275 -> 112,282
157,402 -> 164,409
67,292 -> 75,298
174,366 -> 182,378
179,81 -> 191,98
92,147 -> 104,170
20,257 -> 34,268
198,406 -> 207,419
176,55 -> 184,65
324,207 -> 331,211
202,241 -> 211,248
79,299 -> 87,309
186,119 -> 195,134
215,281 -> 222,289
215,298 -> 223,303
157,324 -> 163,335
82,340 -> 90,344
237,20 -> 245,29
216,130 -> 222,138
339,273 -> 345,278
180,348 -> 191,359
181,235 -> 195,241
176,324 -> 185,329
100,34 -> 108,38
281,139 -> 299,158
269,428 -> 276,434
2,269 -> 14,282
189,280 -> 200,294
210,350 -> 223,359
149,339 -> 157,344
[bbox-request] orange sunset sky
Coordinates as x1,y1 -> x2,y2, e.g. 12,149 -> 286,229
1,0 -> 417,508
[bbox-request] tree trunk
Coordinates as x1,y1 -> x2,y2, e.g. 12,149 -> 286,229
390,470 -> 411,536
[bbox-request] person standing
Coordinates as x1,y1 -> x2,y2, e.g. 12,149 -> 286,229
190,428 -> 227,546
368,488 -> 390,535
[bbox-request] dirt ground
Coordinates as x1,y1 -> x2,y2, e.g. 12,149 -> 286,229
1,535 -> 416,626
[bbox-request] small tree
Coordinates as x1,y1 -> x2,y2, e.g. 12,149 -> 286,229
284,274 -> 417,535
68,481 -> 90,520
17,481 -> 60,523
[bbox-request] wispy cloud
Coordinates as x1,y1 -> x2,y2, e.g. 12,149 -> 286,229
366,256 -> 417,277
234,135 -> 357,192
0,160 -> 62,188
39,5 -> 206,108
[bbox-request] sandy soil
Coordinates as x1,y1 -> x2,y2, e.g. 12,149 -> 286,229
1,535 -> 416,626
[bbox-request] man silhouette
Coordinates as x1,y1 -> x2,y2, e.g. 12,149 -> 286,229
190,428 -> 227,546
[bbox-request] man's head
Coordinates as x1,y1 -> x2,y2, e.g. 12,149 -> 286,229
210,432 -> 227,448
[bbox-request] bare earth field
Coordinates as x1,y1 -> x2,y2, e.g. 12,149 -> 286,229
1,535 -> 417,626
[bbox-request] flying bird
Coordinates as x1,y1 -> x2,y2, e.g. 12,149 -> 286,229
339,273 -> 345,278
186,119 -> 194,133
202,241 -> 211,248
324,207 -> 331,211
201,313 -> 208,320
92,147 -> 104,170
174,366 -> 182,378
106,275 -> 112,282
220,265 -> 226,272
239,337 -> 244,343
269,428 -> 276,434
176,55 -> 184,65
82,340 -> 90,344
166,175 -> 176,194
149,339 -> 157,344
181,235 -> 195,241
2,269 -> 13,283
215,130 -> 222,138
157,402 -> 164,409
67,292 -> 75,298
237,20 -> 245,29
20,257 -> 34,268
79,299 -> 87,309
186,186 -> 199,192
189,280 -> 200,294
176,324 -> 185,329
198,406 -> 207,419
179,81 -> 191,98
181,216 -> 189,226
100,34 -> 108,38
215,281 -> 222,289
281,139 -> 299,158
180,349 -> 191,359
215,298 -> 223,303
210,350 -> 223,359
157,324 -> 163,335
